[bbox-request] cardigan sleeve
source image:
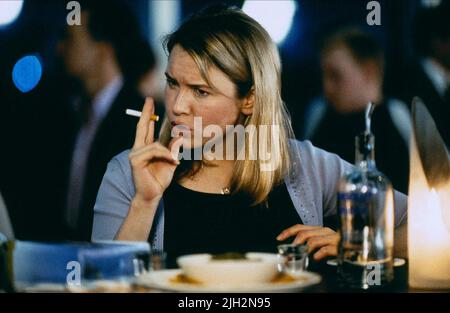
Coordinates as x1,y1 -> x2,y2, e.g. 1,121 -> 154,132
91,150 -> 135,241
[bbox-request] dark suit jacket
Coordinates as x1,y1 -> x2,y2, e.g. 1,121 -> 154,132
399,62 -> 450,148
309,101 -> 410,194
71,83 -> 146,241
4,79 -> 166,242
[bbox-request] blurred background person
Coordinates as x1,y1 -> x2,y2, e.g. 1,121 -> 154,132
132,39 -> 157,98
0,191 -> 14,240
56,0 -> 153,241
398,1 -> 449,148
0,0 -> 160,242
302,29 -> 411,193
132,38 -> 165,136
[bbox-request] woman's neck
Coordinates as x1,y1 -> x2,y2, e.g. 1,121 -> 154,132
178,159 -> 235,194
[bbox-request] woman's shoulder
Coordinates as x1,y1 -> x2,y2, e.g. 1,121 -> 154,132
285,139 -> 352,222
288,139 -> 348,166
287,139 -> 353,193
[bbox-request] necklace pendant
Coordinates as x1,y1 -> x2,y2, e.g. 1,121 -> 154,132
221,188 -> 230,195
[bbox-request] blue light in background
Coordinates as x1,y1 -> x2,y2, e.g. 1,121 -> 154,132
0,0 -> 24,27
242,0 -> 297,45
12,55 -> 43,93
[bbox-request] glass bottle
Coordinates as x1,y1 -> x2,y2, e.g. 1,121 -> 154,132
336,104 -> 394,289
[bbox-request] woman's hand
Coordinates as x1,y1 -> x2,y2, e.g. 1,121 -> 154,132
129,97 -> 182,207
116,98 -> 181,241
277,225 -> 340,261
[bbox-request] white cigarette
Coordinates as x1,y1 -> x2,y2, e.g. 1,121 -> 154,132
126,109 -> 142,117
126,109 -> 159,121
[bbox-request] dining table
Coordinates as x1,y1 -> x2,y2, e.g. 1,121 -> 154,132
1,240 -> 449,293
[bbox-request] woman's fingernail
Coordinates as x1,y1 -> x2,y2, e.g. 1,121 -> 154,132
313,252 -> 321,261
171,147 -> 180,161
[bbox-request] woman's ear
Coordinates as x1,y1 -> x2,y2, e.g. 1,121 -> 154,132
240,87 -> 255,116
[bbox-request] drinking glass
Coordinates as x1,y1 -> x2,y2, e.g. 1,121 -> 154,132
277,244 -> 309,274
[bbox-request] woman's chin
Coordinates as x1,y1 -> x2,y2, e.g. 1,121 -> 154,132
179,137 -> 203,151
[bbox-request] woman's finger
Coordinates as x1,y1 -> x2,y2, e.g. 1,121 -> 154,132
130,142 -> 167,157
168,137 -> 184,161
129,146 -> 179,167
313,245 -> 338,261
144,98 -> 156,145
292,228 -> 335,245
305,234 -> 339,253
133,97 -> 154,148
276,224 -> 321,241
130,142 -> 178,164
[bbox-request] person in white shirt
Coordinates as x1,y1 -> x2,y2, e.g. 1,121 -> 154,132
58,0 -> 146,240
399,2 -> 449,148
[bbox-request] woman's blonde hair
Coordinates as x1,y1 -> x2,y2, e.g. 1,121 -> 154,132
159,5 -> 294,204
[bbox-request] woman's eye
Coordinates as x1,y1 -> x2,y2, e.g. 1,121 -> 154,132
194,88 -> 209,98
166,79 -> 177,88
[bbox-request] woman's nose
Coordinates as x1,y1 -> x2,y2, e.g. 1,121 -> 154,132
172,89 -> 191,115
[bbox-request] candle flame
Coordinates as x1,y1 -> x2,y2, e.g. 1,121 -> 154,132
408,99 -> 450,288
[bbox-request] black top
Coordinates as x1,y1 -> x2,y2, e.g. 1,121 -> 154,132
162,181 -> 303,265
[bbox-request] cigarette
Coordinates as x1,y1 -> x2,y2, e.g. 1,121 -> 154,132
126,109 -> 159,122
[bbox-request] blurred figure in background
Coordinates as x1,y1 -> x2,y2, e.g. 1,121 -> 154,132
132,39 -> 157,98
303,29 -> 411,193
399,2 -> 449,148
0,191 -> 14,240
132,39 -> 165,137
57,0 -> 148,240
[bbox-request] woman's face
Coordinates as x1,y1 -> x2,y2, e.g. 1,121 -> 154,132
165,45 -> 251,149
321,46 -> 370,113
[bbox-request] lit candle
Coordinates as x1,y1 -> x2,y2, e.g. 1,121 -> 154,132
408,98 -> 450,289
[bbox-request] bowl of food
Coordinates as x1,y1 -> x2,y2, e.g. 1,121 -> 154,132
177,252 -> 279,286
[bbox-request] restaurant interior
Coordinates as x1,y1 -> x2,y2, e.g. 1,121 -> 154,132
0,0 -> 449,294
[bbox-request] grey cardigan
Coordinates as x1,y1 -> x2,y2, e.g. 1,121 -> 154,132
92,140 -> 407,250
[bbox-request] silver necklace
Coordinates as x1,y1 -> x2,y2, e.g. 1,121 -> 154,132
221,188 -> 231,195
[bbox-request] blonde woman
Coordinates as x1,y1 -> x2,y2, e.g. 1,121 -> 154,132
92,6 -> 407,263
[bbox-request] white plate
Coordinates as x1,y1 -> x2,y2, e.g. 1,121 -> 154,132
15,280 -> 134,293
15,283 -> 68,293
177,253 -> 279,285
136,269 -> 321,293
326,258 -> 406,267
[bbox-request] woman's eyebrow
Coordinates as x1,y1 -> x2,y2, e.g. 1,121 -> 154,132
188,83 -> 212,90
165,72 -> 211,90
164,72 -> 177,82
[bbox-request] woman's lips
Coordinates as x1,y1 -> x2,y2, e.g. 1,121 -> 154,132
171,122 -> 191,136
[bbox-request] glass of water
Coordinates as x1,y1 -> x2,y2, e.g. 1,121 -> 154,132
277,244 -> 309,274
149,250 -> 167,271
